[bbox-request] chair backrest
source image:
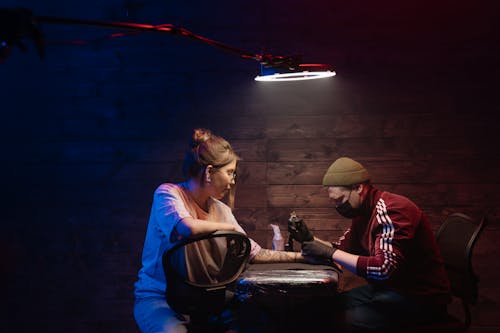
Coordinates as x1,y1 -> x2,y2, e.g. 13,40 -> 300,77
435,213 -> 487,328
162,230 -> 251,317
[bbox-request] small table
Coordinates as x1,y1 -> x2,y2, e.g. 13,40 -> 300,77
235,262 -> 340,332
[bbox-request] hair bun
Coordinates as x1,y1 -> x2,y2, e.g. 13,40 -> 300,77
191,128 -> 212,148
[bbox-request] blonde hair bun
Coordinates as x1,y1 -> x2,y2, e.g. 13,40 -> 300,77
191,128 -> 212,148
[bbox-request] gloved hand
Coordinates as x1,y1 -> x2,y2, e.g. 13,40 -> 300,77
288,214 -> 313,243
302,240 -> 336,260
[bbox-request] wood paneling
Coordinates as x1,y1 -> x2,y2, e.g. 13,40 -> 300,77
266,137 -> 497,162
265,184 -> 500,208
266,159 -> 500,184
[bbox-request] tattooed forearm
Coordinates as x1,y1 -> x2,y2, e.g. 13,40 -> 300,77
251,248 -> 304,263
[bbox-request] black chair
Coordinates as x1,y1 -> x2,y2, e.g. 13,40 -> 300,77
409,213 -> 487,332
162,230 -> 251,333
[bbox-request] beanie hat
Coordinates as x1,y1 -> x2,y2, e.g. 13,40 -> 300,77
322,157 -> 370,186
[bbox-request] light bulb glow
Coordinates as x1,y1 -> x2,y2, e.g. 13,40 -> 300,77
255,70 -> 336,82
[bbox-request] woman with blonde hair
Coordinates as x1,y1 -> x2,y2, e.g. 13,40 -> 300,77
134,128 -> 301,333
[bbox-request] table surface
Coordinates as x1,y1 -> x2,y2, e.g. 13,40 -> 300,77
241,262 -> 339,285
234,263 -> 341,332
235,262 -> 340,302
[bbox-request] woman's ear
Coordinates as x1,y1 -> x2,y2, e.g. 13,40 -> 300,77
205,165 -> 213,182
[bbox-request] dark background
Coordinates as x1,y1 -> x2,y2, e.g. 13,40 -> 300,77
1,1 -> 499,332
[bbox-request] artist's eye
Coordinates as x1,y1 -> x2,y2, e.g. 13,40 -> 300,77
227,170 -> 237,180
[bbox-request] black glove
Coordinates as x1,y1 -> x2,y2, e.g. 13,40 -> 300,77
302,240 -> 336,260
288,214 -> 313,243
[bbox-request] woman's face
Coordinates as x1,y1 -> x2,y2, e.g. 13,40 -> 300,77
207,159 -> 237,199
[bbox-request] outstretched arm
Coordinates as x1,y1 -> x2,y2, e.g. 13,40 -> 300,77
251,248 -> 304,263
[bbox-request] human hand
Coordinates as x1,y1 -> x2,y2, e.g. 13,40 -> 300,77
287,213 -> 313,243
302,240 -> 336,260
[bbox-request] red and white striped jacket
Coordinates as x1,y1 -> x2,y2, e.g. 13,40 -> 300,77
335,185 -> 451,305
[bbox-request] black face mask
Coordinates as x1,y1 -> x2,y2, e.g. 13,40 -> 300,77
335,191 -> 362,218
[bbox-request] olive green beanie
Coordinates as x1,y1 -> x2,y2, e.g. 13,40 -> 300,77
322,157 -> 370,186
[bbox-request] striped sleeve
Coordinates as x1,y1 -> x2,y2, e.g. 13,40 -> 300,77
356,198 -> 406,281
